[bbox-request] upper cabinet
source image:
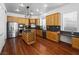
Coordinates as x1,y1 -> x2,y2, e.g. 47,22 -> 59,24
54,13 -> 60,26
46,15 -> 51,25
36,19 -> 40,26
7,16 -> 40,25
46,13 -> 60,26
30,19 -> 36,24
7,16 -> 29,25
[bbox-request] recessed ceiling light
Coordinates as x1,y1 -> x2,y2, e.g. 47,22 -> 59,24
44,4 -> 48,8
19,3 -> 25,7
31,12 -> 33,15
36,9 -> 39,12
15,8 -> 20,12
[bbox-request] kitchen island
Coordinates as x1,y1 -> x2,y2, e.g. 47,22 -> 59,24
22,29 -> 36,45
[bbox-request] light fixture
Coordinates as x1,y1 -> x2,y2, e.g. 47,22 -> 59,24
19,3 -> 25,7
44,4 -> 48,8
25,6 -> 32,18
30,12 -> 33,15
36,9 -> 39,12
15,8 -> 20,12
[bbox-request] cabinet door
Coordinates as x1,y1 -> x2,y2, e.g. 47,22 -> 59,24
30,19 -> 36,24
51,14 -> 54,26
46,16 -> 48,25
49,15 -> 51,25
54,13 -> 57,26
25,19 -> 29,25
54,13 -> 60,26
17,18 -> 22,24
46,16 -> 49,25
46,31 -> 59,42
72,37 -> 79,49
7,16 -> 17,22
57,13 -> 60,26
36,19 -> 40,26
46,15 -> 51,25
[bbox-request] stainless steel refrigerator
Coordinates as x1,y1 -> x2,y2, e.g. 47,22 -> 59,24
7,22 -> 18,38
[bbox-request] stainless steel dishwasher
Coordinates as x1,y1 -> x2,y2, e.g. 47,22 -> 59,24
60,31 -> 72,44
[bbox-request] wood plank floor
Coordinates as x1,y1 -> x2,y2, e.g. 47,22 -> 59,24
1,36 -> 79,55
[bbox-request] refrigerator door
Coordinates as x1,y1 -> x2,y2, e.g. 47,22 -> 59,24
8,22 -> 18,38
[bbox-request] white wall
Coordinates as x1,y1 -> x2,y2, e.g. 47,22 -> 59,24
0,4 -> 7,53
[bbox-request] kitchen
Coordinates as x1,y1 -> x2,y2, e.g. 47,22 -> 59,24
0,3 -> 79,55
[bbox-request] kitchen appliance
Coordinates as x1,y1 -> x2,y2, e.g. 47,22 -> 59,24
30,24 -> 36,29
18,24 -> 24,34
7,22 -> 19,38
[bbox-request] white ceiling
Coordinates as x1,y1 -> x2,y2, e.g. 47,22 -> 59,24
5,3 -> 68,16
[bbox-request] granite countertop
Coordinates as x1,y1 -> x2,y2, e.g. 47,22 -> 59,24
60,31 -> 72,36
73,36 -> 79,38
60,31 -> 79,38
72,32 -> 79,38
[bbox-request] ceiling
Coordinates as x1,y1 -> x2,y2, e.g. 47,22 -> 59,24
5,3 -> 68,16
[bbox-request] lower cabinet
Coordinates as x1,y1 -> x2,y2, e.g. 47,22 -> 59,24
72,37 -> 79,49
46,31 -> 60,42
36,29 -> 43,37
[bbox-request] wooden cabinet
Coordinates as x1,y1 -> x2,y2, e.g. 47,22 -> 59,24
36,19 -> 40,26
7,16 -> 29,25
46,16 -> 48,25
7,16 -> 17,22
25,19 -> 29,25
54,13 -> 58,26
30,19 -> 36,24
36,29 -> 42,37
72,37 -> 79,49
16,18 -> 29,24
46,15 -> 51,25
46,13 -> 60,26
54,13 -> 60,26
46,31 -> 60,42
51,15 -> 54,25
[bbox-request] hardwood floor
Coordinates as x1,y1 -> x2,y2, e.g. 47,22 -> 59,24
1,36 -> 79,55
